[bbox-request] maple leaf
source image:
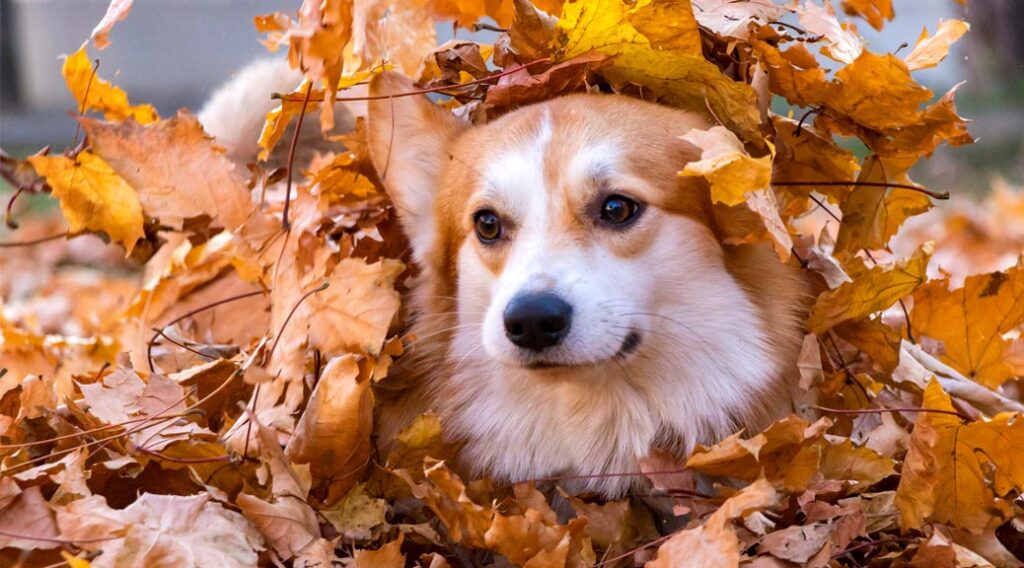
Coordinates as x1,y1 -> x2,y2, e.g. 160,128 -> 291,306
27,151 -> 144,253
553,0 -> 762,143
646,478 -> 779,567
911,264 -> 1024,389
807,244 -> 930,334
82,114 -> 255,231
896,380 -> 1024,533
56,493 -> 264,567
63,44 -> 158,124
680,126 -> 772,207
353,533 -> 406,567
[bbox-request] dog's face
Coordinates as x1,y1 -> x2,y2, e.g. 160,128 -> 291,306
367,73 -> 764,377
367,73 -> 803,493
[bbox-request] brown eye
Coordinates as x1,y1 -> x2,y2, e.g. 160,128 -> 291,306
473,210 -> 502,243
600,195 -> 641,226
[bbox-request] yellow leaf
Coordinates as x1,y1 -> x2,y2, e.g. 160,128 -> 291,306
896,380 -> 1024,533
834,156 -> 931,255
841,0 -> 894,31
61,551 -> 92,568
679,126 -> 773,207
553,0 -> 762,143
626,0 -> 701,55
807,244 -> 930,334
911,264 -> 1024,389
904,20 -> 970,72
62,44 -> 158,124
27,151 -> 144,253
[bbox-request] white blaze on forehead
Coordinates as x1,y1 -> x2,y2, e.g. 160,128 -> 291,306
482,110 -> 552,209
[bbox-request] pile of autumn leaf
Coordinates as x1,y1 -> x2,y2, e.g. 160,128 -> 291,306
4,0 -> 1024,565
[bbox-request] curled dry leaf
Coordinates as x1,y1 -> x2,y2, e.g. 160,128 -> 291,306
90,0 -> 133,49
286,354 -> 374,504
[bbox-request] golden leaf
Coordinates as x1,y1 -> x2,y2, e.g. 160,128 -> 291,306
841,0 -> 894,31
896,380 -> 1024,532
27,151 -> 144,253
62,44 -> 158,124
904,20 -> 970,72
911,264 -> 1024,389
679,126 -> 773,207
554,0 -> 762,143
807,244 -> 930,334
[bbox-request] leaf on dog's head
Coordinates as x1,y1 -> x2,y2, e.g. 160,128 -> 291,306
679,126 -> 773,207
27,151 -> 144,254
63,44 -> 158,124
553,0 -> 762,143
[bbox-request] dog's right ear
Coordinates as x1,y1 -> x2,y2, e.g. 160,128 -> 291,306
367,72 -> 466,261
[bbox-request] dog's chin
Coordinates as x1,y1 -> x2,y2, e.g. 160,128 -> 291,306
508,330 -> 644,373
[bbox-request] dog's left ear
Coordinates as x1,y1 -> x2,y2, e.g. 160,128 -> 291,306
367,71 -> 466,261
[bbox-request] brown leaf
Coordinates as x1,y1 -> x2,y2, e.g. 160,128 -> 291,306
56,493 -> 263,567
646,478 -> 778,567
286,354 -> 375,505
83,114 -> 255,231
355,533 -> 405,567
0,478 -> 60,550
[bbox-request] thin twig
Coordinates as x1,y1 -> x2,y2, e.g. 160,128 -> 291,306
273,58 -> 551,103
282,81 -> 313,230
0,231 -> 68,248
772,180 -> 949,200
812,404 -> 969,421
147,290 -> 264,372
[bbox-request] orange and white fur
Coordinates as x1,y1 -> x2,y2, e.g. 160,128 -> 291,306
202,61 -> 808,498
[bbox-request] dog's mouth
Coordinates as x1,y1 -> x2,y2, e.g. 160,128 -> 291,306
524,330 -> 642,370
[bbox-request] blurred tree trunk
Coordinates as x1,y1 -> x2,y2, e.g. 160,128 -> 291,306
964,0 -> 1024,93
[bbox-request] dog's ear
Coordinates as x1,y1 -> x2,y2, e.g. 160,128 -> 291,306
367,71 -> 466,260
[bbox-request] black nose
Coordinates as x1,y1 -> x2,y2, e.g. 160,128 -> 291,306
503,293 -> 573,351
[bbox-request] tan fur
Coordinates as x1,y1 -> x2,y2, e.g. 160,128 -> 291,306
367,72 -> 810,494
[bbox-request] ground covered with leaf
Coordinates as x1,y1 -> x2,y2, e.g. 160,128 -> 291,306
4,0 -> 1024,566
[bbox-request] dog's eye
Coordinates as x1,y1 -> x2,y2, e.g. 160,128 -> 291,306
473,210 -> 502,243
600,195 -> 641,226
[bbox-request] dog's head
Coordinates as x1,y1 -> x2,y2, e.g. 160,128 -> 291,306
367,71 -> 796,391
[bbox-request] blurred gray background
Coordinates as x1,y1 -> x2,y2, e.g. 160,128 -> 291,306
1,0 -> 1022,192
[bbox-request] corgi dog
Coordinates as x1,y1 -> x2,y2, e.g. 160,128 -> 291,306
201,61 -> 808,498
365,72 -> 809,497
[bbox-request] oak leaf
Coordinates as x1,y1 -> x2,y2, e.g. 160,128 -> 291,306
27,151 -> 144,253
